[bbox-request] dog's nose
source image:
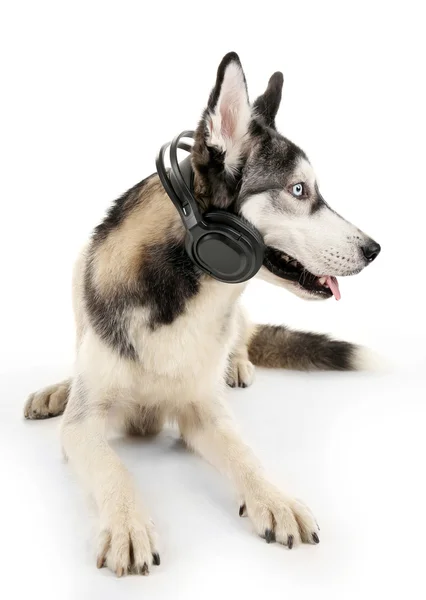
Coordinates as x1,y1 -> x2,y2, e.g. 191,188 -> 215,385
362,240 -> 381,262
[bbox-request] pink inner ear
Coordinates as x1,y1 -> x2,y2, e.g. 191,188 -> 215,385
220,101 -> 236,138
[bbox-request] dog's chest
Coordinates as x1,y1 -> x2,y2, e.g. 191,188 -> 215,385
131,280 -> 246,380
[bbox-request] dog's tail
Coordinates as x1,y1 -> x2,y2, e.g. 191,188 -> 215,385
248,324 -> 369,371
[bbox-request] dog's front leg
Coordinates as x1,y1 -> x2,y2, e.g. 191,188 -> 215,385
226,307 -> 255,389
61,379 -> 160,576
179,398 -> 320,548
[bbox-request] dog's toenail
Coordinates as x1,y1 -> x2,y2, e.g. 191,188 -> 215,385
264,529 -> 276,543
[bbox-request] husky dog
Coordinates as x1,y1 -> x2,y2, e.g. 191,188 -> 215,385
24,52 -> 380,576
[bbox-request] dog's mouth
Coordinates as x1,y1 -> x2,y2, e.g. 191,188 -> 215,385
263,247 -> 341,300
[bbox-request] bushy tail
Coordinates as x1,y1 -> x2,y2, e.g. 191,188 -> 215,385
248,324 -> 364,371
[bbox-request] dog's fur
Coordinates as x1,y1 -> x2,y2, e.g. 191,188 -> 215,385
24,53 -> 380,576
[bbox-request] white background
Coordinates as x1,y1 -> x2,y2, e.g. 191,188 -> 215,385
1,1 -> 425,598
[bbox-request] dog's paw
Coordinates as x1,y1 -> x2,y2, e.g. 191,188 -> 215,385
240,482 -> 319,548
227,358 -> 255,388
97,509 -> 160,577
24,380 -> 71,420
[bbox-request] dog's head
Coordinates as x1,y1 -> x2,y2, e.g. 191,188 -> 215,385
192,52 -> 380,299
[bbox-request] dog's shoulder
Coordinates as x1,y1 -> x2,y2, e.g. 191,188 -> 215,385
80,175 -> 204,358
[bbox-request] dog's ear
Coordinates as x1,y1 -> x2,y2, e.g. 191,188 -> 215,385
204,52 -> 252,173
253,72 -> 284,129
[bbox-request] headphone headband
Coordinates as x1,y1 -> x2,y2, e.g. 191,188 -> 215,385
156,131 -> 201,229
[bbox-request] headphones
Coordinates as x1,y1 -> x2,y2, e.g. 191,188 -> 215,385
156,131 -> 265,284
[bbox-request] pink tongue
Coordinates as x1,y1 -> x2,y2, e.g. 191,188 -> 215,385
326,276 -> 341,301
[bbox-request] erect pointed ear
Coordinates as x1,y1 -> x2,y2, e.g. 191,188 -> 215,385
204,52 -> 252,172
253,72 -> 284,129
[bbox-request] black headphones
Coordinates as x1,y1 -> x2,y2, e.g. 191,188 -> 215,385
156,131 -> 265,284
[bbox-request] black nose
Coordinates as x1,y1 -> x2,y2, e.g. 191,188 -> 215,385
362,240 -> 381,262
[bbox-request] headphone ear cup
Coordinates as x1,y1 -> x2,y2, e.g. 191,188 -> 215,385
192,211 -> 264,283
203,210 -> 265,253
204,211 -> 264,247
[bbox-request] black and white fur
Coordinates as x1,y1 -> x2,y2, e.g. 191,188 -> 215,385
24,53 -> 380,576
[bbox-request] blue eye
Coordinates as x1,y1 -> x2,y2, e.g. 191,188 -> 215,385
292,183 -> 305,197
